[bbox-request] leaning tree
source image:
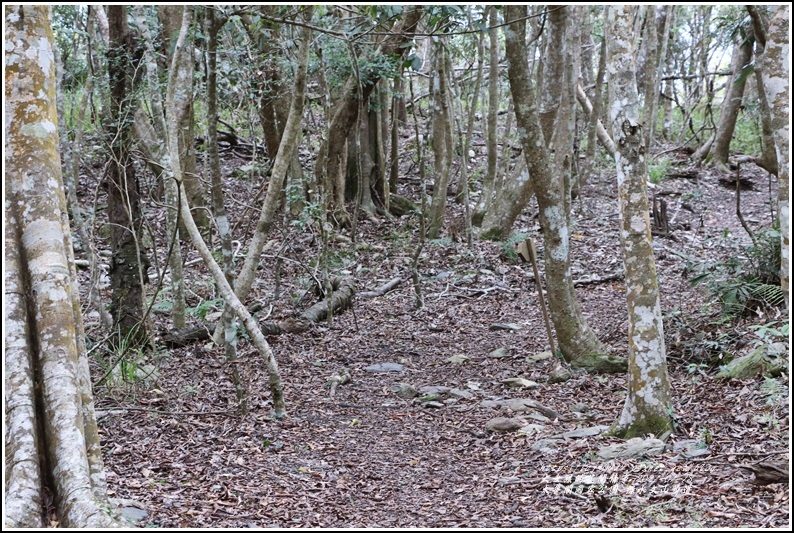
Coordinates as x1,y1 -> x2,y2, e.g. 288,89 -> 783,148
5,5 -> 118,527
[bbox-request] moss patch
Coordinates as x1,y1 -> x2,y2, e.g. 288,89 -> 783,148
608,413 -> 673,439
570,353 -> 628,374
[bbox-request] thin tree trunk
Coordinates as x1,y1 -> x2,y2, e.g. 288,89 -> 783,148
428,41 -> 454,239
473,6 -> 500,226
606,5 -> 673,437
692,36 -> 753,169
211,10 -> 314,344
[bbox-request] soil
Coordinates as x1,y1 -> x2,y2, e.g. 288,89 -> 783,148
81,137 -> 789,527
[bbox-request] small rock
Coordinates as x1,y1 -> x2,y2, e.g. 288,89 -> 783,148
530,439 -> 559,454
364,362 -> 404,373
498,476 -> 522,485
447,354 -> 470,364
419,385 -> 451,395
596,437 -> 666,461
391,383 -> 419,399
547,366 -> 573,384
419,393 -> 441,402
550,425 -> 610,439
527,351 -> 553,363
480,399 -> 502,409
490,323 -> 522,331
449,388 -> 474,399
120,506 -> 148,525
489,347 -> 512,359
422,401 -> 444,409
486,417 -> 525,433
526,413 -> 551,423
517,424 -> 545,436
502,377 -> 540,389
673,439 -> 710,459
436,270 -> 453,281
570,403 -> 591,414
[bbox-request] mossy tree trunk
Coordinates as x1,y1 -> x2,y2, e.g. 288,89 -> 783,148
606,5 -> 673,438
106,5 -> 150,347
5,6 -> 117,526
503,6 -> 618,369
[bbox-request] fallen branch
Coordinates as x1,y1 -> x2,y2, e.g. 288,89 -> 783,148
259,276 -> 355,335
359,277 -> 403,298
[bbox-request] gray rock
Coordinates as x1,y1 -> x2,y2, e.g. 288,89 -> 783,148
391,383 -> 419,399
422,401 -> 444,409
447,354 -> 470,364
449,388 -> 474,399
502,377 -> 540,389
120,506 -> 148,524
485,417 -> 525,433
364,362 -> 404,373
548,366 -> 573,384
550,425 -> 610,439
526,413 -> 551,423
527,351 -> 553,363
489,323 -> 522,331
480,399 -> 503,409
419,385 -> 451,395
570,403 -> 591,414
673,439 -> 710,459
530,438 -> 559,454
489,347 -> 512,359
419,393 -> 441,402
597,437 -> 666,461
517,424 -> 545,436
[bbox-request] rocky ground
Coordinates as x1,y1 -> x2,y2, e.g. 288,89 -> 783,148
79,137 -> 789,527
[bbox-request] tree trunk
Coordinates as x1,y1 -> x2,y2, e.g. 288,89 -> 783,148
133,5 -> 187,330
158,6 -> 208,232
605,5 -> 674,438
754,6 -> 790,308
5,6 -> 118,526
106,5 -> 150,347
473,7 -> 501,226
692,35 -> 753,169
210,10 -> 314,345
428,41 -> 454,239
503,6 -> 621,371
314,7 -> 422,227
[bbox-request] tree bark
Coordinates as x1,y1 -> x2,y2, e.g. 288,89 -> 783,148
314,7 -> 422,227
605,5 -> 673,438
692,35 -> 753,169
5,6 -> 117,526
502,6 -> 620,370
158,6 -> 208,232
754,5 -> 790,308
106,5 -> 150,347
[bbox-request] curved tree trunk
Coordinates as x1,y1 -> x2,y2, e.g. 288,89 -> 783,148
606,5 -> 673,438
692,35 -> 753,169
5,6 -> 117,526
503,6 -> 621,371
210,10 -> 313,345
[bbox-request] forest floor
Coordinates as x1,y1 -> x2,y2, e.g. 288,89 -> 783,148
80,138 -> 789,528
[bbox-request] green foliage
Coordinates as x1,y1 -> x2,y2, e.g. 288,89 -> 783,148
689,228 -> 783,317
188,298 -> 224,320
648,157 -> 671,185
500,232 -> 529,262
